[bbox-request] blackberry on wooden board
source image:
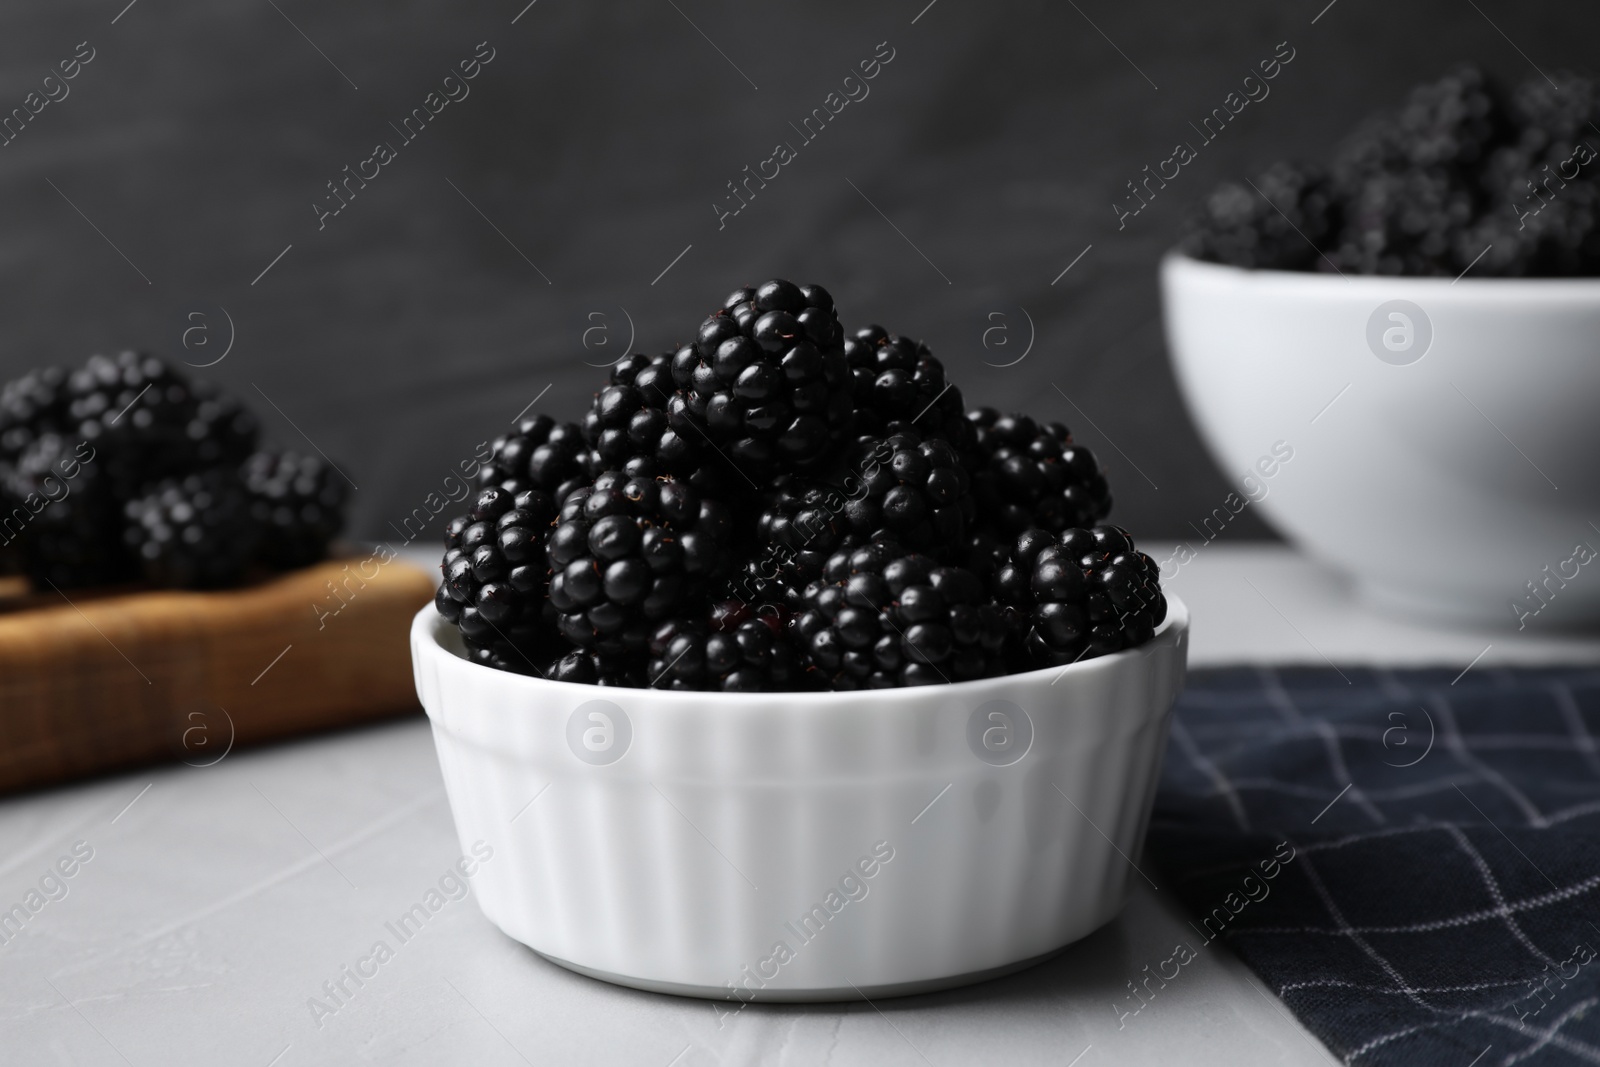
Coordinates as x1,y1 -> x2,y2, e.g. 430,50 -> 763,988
0,433 -> 131,589
186,381 -> 260,469
65,351 -> 202,496
0,367 -> 67,464
667,279 -> 852,477
123,468 -> 260,589
241,449 -> 349,570
794,541 -> 1009,688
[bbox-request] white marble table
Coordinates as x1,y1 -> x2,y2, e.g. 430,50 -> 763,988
4,545 -> 1596,1066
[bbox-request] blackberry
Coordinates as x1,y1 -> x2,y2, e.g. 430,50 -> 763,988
667,279 -> 852,475
123,468 -> 260,589
186,381 -> 260,468
1325,168 -> 1476,276
646,615 -> 808,691
0,433 -> 132,589
1335,64 -> 1506,181
1185,65 -> 1600,277
738,473 -> 862,608
1465,74 -> 1600,276
832,430 -> 972,552
965,409 -> 1111,536
545,465 -> 732,654
842,327 -> 973,452
480,413 -> 591,502
0,367 -> 67,464
1181,162 -> 1339,271
963,528 -> 1014,588
241,449 -> 349,570
1320,67 -> 1508,276
794,541 -> 1009,688
541,647 -> 647,687
582,352 -> 680,467
994,525 -> 1165,666
65,351 -> 201,496
438,485 -> 561,673
741,428 -> 973,607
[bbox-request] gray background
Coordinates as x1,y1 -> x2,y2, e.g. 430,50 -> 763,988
0,0 -> 1591,544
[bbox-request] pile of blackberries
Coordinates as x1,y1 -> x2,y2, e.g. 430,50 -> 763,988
437,280 -> 1167,690
0,351 -> 348,590
1184,66 -> 1600,276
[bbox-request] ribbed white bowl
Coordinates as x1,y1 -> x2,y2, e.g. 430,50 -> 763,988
411,597 -> 1189,1001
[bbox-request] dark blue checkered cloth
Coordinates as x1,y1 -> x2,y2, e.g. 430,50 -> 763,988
1150,666 -> 1600,1067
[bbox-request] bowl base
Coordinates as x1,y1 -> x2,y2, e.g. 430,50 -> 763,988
1354,578 -> 1600,631
1355,579 -> 1511,629
530,944 -> 1072,1003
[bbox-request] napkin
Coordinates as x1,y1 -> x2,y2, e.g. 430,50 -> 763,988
1150,665 -> 1600,1067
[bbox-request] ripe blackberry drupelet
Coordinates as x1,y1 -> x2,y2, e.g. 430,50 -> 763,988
241,449 -> 349,569
842,326 -> 973,452
438,485 -> 561,673
667,279 -> 852,475
123,468 -> 260,589
965,409 -> 1111,536
545,466 -> 732,655
994,525 -> 1165,666
646,615 -> 808,691
795,541 -> 1009,688
0,433 -> 132,589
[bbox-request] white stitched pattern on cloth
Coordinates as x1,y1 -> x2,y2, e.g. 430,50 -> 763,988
1171,717 -> 1250,831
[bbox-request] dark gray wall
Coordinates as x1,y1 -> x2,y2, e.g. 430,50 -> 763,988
0,0 -> 1592,544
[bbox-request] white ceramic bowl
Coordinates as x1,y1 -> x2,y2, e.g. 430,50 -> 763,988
1162,253 -> 1600,628
410,599 -> 1189,1001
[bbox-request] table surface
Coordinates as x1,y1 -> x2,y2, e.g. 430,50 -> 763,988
5,544 -> 1598,1067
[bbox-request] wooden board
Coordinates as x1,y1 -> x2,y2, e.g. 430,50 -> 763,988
0,557 -> 436,795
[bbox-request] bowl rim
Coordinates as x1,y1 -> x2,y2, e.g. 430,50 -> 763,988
413,594 -> 1189,709
1162,248 -> 1600,290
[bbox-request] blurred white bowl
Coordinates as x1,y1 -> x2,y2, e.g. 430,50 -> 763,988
1162,252 -> 1600,629
410,599 -> 1189,1001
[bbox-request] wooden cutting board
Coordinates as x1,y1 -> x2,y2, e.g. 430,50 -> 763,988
0,557 -> 437,795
